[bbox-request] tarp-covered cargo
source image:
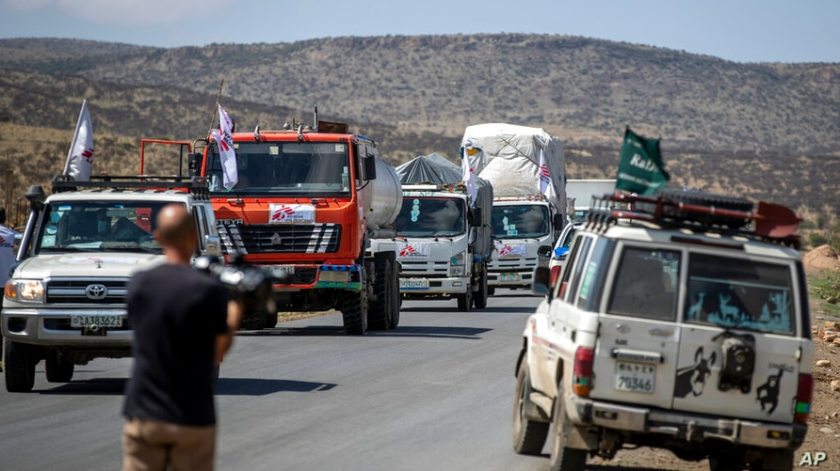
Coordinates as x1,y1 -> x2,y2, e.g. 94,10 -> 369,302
396,153 -> 494,259
461,123 -> 565,212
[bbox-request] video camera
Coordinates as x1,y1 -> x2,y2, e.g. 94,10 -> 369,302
193,252 -> 276,329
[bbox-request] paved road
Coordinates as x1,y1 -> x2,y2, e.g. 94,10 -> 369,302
0,290 -> 558,470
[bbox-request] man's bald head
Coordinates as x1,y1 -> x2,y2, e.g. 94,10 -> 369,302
154,204 -> 197,261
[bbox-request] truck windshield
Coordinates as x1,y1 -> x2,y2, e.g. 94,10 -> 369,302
395,197 -> 466,237
207,141 -> 351,196
36,201 -> 175,254
491,204 -> 549,239
684,253 -> 795,335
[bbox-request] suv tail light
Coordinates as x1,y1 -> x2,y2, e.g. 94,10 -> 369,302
549,265 -> 562,287
573,346 -> 595,397
794,373 -> 813,424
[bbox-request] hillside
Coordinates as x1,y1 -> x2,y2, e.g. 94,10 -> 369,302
2,35 -> 839,154
0,35 -> 838,228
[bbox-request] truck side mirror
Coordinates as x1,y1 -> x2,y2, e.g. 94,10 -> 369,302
189,153 -> 203,177
363,155 -> 377,180
532,266 -> 551,298
537,245 -> 552,258
553,213 -> 565,230
470,207 -> 482,226
205,234 -> 222,257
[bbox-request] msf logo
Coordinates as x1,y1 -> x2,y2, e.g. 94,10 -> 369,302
399,245 -> 417,257
271,206 -> 295,223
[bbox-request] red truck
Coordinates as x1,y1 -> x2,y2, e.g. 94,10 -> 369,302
193,120 -> 403,334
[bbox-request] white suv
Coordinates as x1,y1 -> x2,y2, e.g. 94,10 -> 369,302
512,190 -> 813,471
2,177 -> 220,392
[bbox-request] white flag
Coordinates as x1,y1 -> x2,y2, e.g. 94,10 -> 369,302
210,105 -> 238,190
538,148 -> 552,200
63,100 -> 94,181
462,147 -> 477,205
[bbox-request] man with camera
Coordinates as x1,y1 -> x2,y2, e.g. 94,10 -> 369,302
122,204 -> 242,471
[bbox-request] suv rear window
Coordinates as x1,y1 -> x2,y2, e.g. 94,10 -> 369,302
608,247 -> 681,321
684,253 -> 794,335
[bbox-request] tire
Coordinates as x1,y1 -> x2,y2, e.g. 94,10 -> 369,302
488,287 -> 496,297
512,360 -> 549,455
548,383 -> 587,471
708,450 -> 746,471
473,265 -> 489,309
456,288 -> 472,312
4,340 -> 37,393
656,188 -> 753,229
340,290 -> 368,335
263,311 -> 277,329
45,351 -> 74,383
388,262 -> 401,330
369,254 -> 395,331
750,449 -> 793,471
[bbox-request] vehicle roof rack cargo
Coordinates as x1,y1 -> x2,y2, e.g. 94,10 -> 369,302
585,190 -> 801,249
50,175 -> 210,199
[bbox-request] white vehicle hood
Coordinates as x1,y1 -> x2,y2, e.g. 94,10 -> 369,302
395,237 -> 467,262
14,252 -> 164,279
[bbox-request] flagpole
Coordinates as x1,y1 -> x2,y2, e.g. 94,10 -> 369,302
207,78 -> 224,134
63,99 -> 86,176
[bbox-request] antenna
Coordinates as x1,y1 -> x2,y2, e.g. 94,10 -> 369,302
254,124 -> 262,142
313,105 -> 319,132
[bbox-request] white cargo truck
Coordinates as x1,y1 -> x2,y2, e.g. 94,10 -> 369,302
461,124 -> 566,293
566,178 -> 616,223
372,154 -> 493,311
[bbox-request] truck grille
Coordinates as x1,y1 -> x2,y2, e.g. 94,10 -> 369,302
46,279 -> 128,304
218,223 -> 340,254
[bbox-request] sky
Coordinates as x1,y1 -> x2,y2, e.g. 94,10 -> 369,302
0,0 -> 838,63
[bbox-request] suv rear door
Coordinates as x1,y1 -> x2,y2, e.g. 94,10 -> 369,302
673,250 -> 803,422
589,242 -> 683,409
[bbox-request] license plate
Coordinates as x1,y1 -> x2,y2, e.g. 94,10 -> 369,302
499,272 -> 522,282
615,361 -> 656,393
400,278 -> 429,289
269,265 -> 296,277
70,315 -> 123,328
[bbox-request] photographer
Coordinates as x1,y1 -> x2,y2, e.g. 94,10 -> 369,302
122,204 -> 241,471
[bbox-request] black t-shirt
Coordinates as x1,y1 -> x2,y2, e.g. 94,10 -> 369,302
123,264 -> 229,426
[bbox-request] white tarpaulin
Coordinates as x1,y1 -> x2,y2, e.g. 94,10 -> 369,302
63,99 -> 94,181
461,123 -> 565,211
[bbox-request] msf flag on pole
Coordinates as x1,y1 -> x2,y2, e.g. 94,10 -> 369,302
210,105 -> 238,190
462,146 -> 478,205
538,148 -> 552,200
63,100 -> 94,181
615,127 -> 670,195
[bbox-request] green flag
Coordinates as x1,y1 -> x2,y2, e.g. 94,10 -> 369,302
615,128 -> 670,195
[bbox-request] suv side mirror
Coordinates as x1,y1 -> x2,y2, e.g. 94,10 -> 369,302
189,153 -> 203,177
363,155 -> 377,180
532,266 -> 551,297
537,245 -> 552,258
205,234 -> 222,257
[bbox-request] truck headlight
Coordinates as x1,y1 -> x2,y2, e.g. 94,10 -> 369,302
5,280 -> 46,304
450,252 -> 466,277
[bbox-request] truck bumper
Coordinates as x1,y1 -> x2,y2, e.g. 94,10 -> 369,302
487,269 -> 534,288
1,308 -> 132,348
565,395 -> 806,449
268,263 -> 363,292
399,276 -> 469,297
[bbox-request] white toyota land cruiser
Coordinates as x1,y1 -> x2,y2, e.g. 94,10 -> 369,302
512,190 -> 813,471
2,176 -> 220,392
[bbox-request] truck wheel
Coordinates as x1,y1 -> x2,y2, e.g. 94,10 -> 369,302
340,290 -> 368,335
369,254 -> 395,331
512,360 -> 549,455
548,384 -> 587,471
756,449 -> 793,471
45,351 -> 74,383
473,266 -> 489,309
456,289 -> 472,312
388,262 -> 401,330
488,287 -> 495,296
263,311 -> 278,329
4,340 -> 37,393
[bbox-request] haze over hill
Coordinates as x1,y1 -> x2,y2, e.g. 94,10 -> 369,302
0,34 -> 838,224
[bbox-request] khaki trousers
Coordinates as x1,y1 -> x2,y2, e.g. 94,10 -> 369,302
123,418 -> 216,471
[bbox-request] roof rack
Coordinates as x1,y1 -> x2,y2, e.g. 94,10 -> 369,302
585,191 -> 801,249
51,175 -> 210,199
